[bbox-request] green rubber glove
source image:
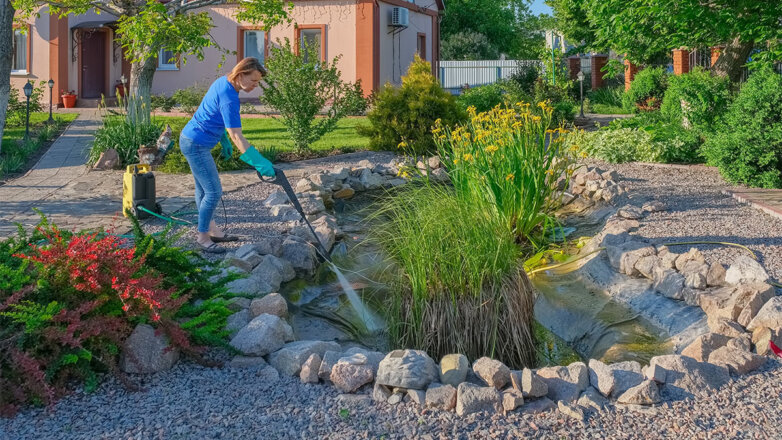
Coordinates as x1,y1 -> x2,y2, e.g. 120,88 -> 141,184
240,146 -> 275,177
220,132 -> 233,160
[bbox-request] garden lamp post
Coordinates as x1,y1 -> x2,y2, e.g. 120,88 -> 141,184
577,70 -> 585,118
47,79 -> 55,124
23,81 -> 33,140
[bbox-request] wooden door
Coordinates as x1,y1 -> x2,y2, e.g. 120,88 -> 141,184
81,30 -> 106,99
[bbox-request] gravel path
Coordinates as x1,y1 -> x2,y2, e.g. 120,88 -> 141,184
2,159 -> 782,439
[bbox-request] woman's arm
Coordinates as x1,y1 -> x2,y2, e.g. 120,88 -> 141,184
225,127 -> 252,154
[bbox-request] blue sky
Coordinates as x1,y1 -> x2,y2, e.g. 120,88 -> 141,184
530,0 -> 552,16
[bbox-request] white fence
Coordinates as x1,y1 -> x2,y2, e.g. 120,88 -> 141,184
439,60 -> 541,93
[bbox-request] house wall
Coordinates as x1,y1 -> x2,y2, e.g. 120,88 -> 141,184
10,10 -> 53,104
377,1 -> 436,87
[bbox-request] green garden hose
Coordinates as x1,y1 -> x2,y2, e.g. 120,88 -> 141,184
662,240 -> 758,260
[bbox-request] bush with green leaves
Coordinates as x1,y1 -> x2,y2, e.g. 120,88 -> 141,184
532,79 -> 575,126
508,62 -> 540,95
89,114 -> 163,167
260,39 -> 366,152
660,67 -> 731,134
623,67 -> 668,112
172,85 -> 207,115
150,94 -> 177,113
456,82 -> 506,113
358,55 -> 465,156
702,68 -> 782,188
5,82 -> 45,127
565,127 -> 661,163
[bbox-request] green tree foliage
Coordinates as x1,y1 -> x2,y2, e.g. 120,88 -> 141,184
660,67 -> 731,134
441,0 -> 545,60
623,67 -> 668,112
703,68 -> 782,188
441,31 -> 500,61
260,39 -> 366,152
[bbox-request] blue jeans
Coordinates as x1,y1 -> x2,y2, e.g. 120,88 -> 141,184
180,134 -> 222,233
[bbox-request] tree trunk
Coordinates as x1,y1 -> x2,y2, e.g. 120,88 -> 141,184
128,53 -> 158,119
712,37 -> 754,83
0,0 -> 16,156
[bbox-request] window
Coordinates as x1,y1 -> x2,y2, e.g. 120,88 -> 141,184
417,33 -> 427,60
296,25 -> 325,64
242,30 -> 265,64
158,48 -> 178,70
12,28 -> 29,74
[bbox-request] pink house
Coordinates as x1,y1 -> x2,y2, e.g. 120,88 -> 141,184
10,0 -> 444,107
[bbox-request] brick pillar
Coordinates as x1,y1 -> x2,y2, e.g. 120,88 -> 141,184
710,46 -> 724,67
591,55 -> 608,89
624,59 -> 639,91
568,56 -> 581,81
672,49 -> 690,75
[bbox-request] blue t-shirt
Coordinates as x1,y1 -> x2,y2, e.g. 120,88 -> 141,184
181,76 -> 241,147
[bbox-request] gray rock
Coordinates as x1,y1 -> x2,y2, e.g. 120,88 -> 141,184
725,255 -> 770,285
331,359 -> 374,393
634,255 -> 660,280
300,353 -> 321,384
358,168 -> 384,190
577,387 -> 608,411
659,249 -> 679,270
588,359 -> 615,397
281,236 -> 318,275
648,355 -> 730,397
685,271 -> 708,290
603,169 -> 620,182
747,296 -> 782,331
318,350 -> 343,382
472,357 -> 511,389
407,389 -> 426,406
455,382 -> 502,416
588,359 -> 643,398
642,201 -> 666,212
728,334 -> 752,352
430,167 -> 450,183
511,368 -> 548,398
331,166 -> 350,180
536,363 -> 589,403
225,277 -> 261,296
342,347 -> 385,375
643,363 -> 666,383
617,205 -> 644,220
439,353 -> 469,387
255,366 -> 280,382
654,269 -> 686,300
229,314 -> 293,356
707,317 -> 746,338
617,380 -> 661,405
373,382 -> 392,403
558,401 -> 585,422
501,389 -> 524,412
93,148 -> 120,170
268,340 -> 341,376
681,332 -> 731,362
387,392 -> 403,405
225,256 -> 253,273
737,283 -> 776,327
270,205 -> 302,222
708,346 -> 767,375
119,324 -> 179,374
227,356 -> 267,369
425,383 -> 457,411
521,397 -> 556,414
249,293 -> 288,318
700,283 -> 775,325
225,309 -> 251,334
674,248 -> 706,272
752,327 -> 782,356
296,193 -> 326,216
707,263 -> 727,287
263,190 -> 289,207
225,297 -> 251,312
251,255 -> 295,293
607,242 -> 656,276
376,349 -> 438,390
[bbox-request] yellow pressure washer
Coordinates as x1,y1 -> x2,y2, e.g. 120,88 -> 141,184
122,164 -> 162,219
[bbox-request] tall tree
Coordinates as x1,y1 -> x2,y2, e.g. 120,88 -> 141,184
0,0 -> 14,154
547,0 -> 782,82
440,0 -> 544,60
10,0 -> 292,114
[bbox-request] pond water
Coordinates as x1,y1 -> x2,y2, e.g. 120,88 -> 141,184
278,193 -> 672,367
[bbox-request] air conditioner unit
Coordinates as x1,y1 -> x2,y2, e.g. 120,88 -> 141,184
390,7 -> 409,28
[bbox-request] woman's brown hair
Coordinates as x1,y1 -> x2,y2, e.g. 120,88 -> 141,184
228,57 -> 267,83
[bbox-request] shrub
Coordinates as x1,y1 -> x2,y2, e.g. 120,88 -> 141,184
89,94 -> 163,166
508,62 -> 540,95
586,86 -> 628,114
660,67 -> 731,134
532,79 -> 575,126
150,94 -> 177,113
172,85 -> 207,115
371,184 -> 537,368
261,38 -> 366,152
456,83 -> 506,113
5,82 -> 45,127
702,68 -> 782,188
623,67 -> 668,112
358,55 -> 465,156
564,128 -> 662,163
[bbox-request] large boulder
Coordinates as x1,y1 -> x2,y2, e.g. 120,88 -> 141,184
699,283 -> 775,324
617,380 -> 661,405
375,349 -> 438,390
648,355 -> 730,399
588,359 -> 644,398
330,355 -> 375,393
342,347 -> 385,375
249,293 -> 288,318
674,248 -> 706,272
747,296 -> 782,331
225,309 -> 251,334
120,324 -> 179,374
268,340 -> 341,376
501,389 -> 524,412
725,255 -> 770,285
707,316 -> 746,338
680,333 -> 731,362
318,350 -> 343,381
251,255 -> 296,294
455,383 -> 502,416
229,314 -> 294,356
707,263 -> 727,287
510,368 -> 548,398
536,362 -> 589,403
300,353 -> 321,384
425,383 -> 458,411
654,269 -> 686,300
281,235 -> 319,275
708,347 -> 767,375
472,357 -> 511,389
439,354 -> 469,387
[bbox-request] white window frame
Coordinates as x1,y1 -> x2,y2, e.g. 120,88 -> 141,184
242,30 -> 266,65
11,28 -> 29,75
157,48 -> 178,71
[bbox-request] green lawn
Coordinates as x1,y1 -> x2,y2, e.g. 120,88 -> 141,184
1,112 -> 79,178
156,116 -> 370,152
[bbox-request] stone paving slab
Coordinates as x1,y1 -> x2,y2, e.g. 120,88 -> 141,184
724,188 -> 782,222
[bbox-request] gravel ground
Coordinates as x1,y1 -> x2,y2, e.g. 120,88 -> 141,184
3,158 -> 782,439
597,161 -> 782,284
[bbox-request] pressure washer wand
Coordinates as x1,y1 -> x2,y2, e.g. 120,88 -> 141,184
258,168 -> 333,262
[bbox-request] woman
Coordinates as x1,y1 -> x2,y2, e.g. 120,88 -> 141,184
180,57 -> 275,254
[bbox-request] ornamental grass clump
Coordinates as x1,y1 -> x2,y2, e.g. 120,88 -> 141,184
432,102 -> 574,248
371,184 -> 537,368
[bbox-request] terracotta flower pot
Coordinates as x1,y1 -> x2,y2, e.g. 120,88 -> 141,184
62,94 -> 77,108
